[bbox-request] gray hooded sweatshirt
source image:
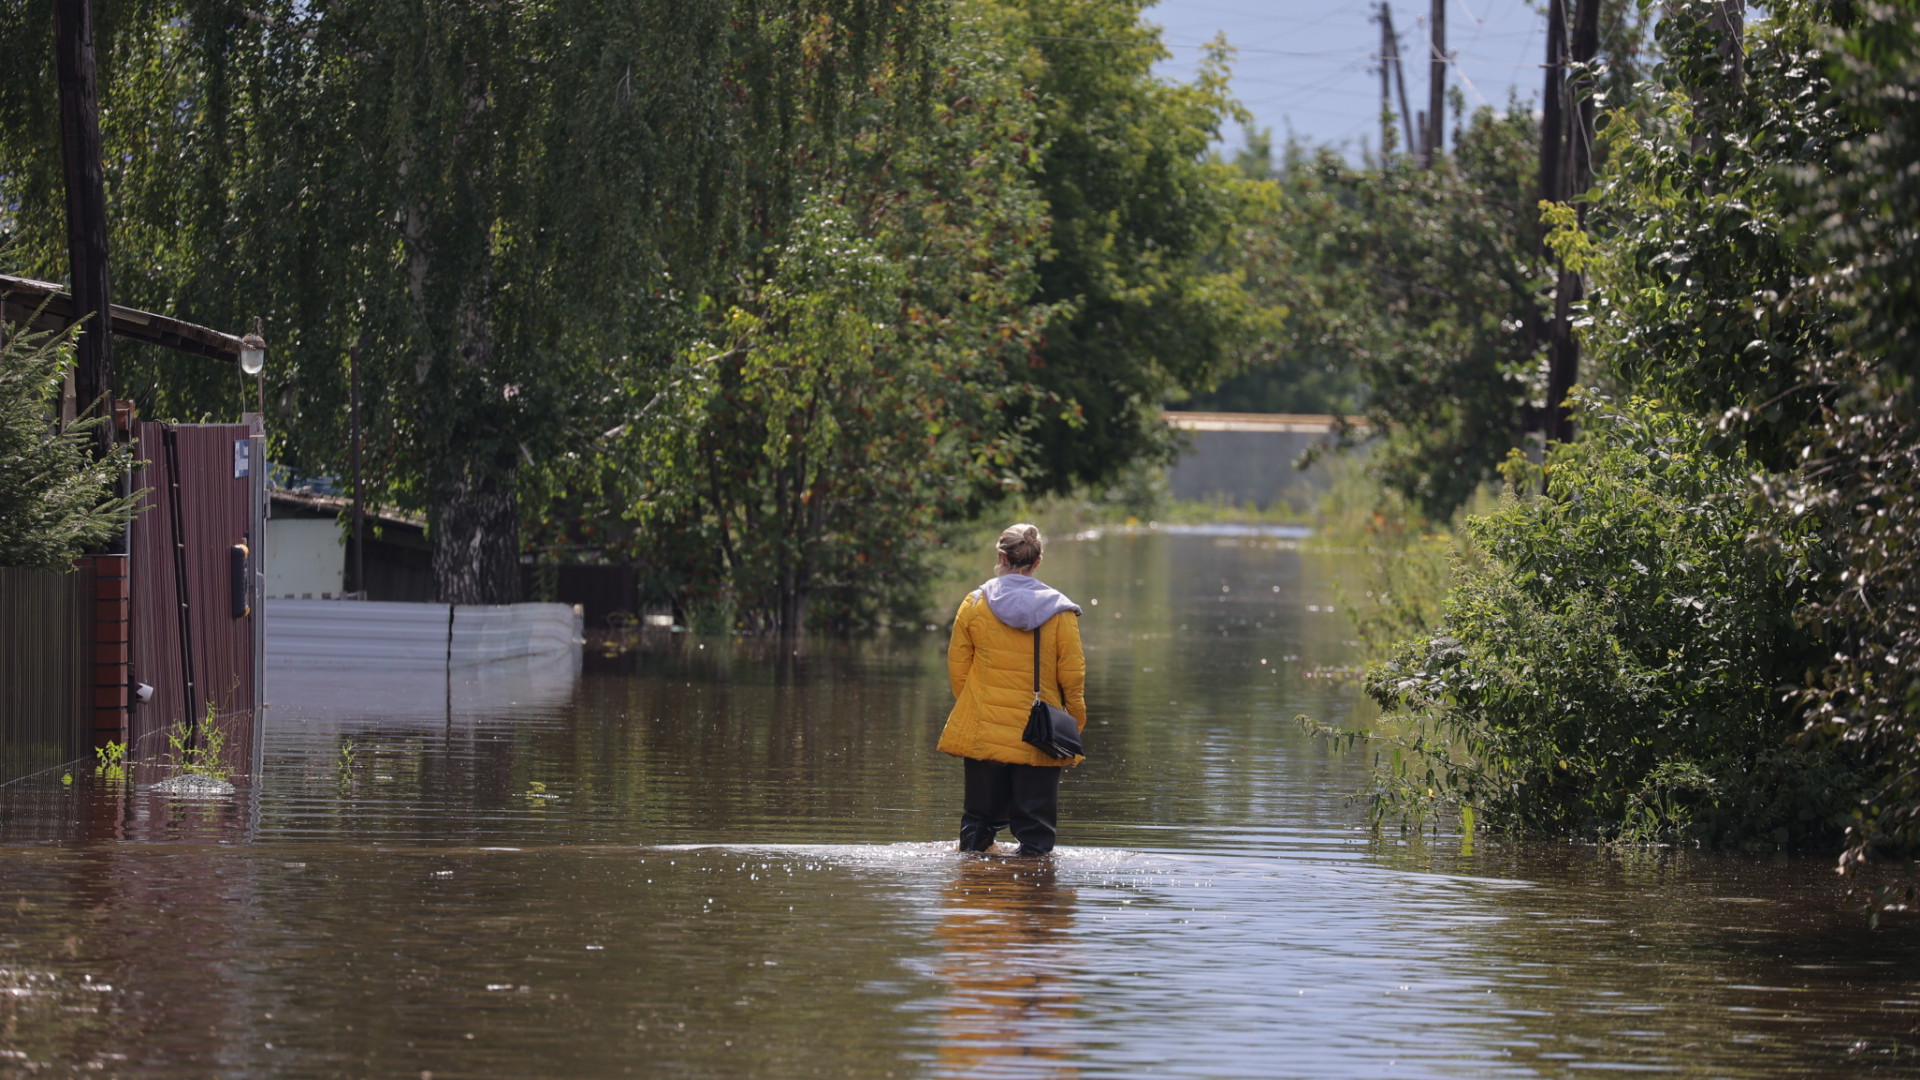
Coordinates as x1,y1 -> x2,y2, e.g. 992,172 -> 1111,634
977,573 -> 1082,631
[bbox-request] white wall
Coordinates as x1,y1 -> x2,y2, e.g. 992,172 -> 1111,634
267,517 -> 345,598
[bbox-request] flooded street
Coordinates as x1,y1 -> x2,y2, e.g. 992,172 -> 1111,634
4,531 -> 1918,1078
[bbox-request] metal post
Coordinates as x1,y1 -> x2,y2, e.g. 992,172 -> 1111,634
250,316 -> 266,420
161,426 -> 199,736
351,335 -> 365,600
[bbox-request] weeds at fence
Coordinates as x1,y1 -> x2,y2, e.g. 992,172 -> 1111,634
167,705 -> 230,783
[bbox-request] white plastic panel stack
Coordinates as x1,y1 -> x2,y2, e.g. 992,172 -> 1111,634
267,599 -> 582,668
448,603 -> 583,664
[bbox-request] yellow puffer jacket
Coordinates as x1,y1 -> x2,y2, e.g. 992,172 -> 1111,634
937,587 -> 1087,767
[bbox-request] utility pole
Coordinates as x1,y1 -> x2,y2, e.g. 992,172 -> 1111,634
1539,0 -> 1602,447
1379,4 -> 1393,158
1392,12 -> 1416,160
54,0 -> 114,463
1380,4 -> 1417,161
1539,0 -> 1566,219
1425,0 -> 1446,166
1568,0 -> 1601,197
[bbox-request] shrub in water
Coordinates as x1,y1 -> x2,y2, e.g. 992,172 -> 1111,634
1365,394 -> 1858,847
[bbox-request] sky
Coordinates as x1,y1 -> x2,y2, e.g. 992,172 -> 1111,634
1144,0 -> 1551,155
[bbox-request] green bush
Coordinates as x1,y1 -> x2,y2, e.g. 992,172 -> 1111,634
0,325 -> 138,569
1363,394 -> 1857,847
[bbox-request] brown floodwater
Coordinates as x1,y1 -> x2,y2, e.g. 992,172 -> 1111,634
2,529 -> 1917,1078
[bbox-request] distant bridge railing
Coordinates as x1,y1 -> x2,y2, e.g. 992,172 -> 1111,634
1160,411 -> 1367,434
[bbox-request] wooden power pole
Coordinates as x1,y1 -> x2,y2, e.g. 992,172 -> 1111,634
1380,4 -> 1417,161
54,0 -> 114,462
1539,0 -> 1567,218
1568,0 -> 1601,197
1379,4 -> 1393,157
1539,0 -> 1603,446
1425,0 -> 1446,166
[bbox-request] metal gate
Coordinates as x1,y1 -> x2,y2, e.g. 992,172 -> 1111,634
128,420 -> 266,780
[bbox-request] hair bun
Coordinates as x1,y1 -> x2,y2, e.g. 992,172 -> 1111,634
996,522 -> 1044,570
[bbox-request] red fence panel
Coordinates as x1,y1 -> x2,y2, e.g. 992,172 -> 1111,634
129,421 -> 265,779
0,564 -> 93,783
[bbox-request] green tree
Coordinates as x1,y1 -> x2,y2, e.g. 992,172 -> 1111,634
1009,0 -> 1256,495
1580,0 -> 1845,467
1345,0 -> 1920,866
1783,0 -> 1920,868
573,9 -> 1060,632
0,0 -> 933,604
1364,394 -> 1850,846
1177,131 -> 1359,418
1240,108 -> 1554,519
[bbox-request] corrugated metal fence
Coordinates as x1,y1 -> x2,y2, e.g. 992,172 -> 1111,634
129,420 -> 266,779
0,564 -> 94,781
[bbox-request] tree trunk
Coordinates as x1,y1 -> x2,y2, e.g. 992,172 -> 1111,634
427,271 -> 521,605
1708,1 -> 1744,87
401,31 -> 521,607
777,566 -> 808,637
430,449 -> 522,606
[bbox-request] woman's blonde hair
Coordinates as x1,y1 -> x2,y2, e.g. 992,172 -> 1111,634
996,523 -> 1043,571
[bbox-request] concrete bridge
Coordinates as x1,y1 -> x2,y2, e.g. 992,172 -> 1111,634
1161,411 -> 1364,513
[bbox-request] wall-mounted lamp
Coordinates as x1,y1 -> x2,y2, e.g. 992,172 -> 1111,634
239,332 -> 265,375
239,318 -> 266,419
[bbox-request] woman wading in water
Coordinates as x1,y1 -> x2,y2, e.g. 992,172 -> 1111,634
937,524 -> 1087,855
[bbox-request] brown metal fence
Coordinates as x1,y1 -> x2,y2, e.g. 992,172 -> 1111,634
129,421 -> 265,779
0,564 -> 95,782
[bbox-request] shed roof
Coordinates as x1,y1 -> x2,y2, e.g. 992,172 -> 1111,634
270,488 -> 426,533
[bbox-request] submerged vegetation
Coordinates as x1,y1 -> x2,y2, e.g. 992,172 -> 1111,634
166,704 -> 231,783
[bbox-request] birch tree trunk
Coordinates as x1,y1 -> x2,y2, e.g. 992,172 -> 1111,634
431,447 -> 521,605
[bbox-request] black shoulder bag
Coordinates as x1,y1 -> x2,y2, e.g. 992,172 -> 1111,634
1022,622 -> 1084,760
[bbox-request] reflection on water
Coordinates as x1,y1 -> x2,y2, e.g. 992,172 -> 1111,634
1,533 -> 1917,1078
933,857 -> 1080,1077
268,646 -> 583,725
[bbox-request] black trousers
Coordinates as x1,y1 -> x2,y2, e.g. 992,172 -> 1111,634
958,757 -> 1062,854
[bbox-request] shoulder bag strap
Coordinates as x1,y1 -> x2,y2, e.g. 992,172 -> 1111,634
1032,622 -> 1042,704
